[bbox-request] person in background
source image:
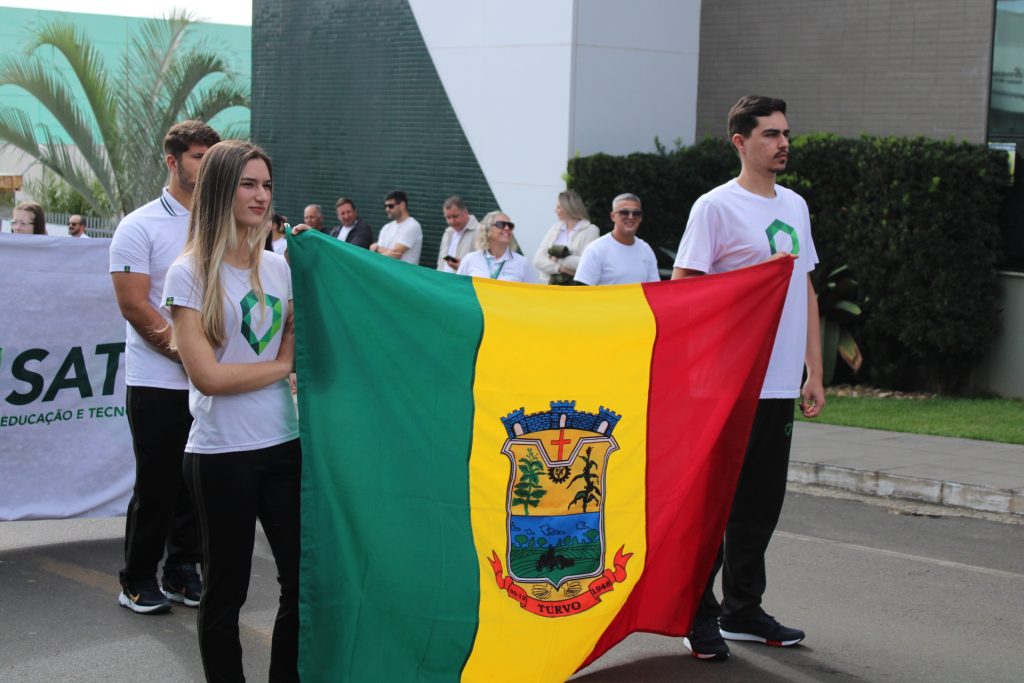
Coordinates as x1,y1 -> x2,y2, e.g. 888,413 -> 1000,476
328,197 -> 373,248
533,190 -> 598,284
574,193 -> 659,285
164,140 -> 299,682
370,190 -> 422,264
12,201 -> 47,234
457,210 -> 529,282
68,214 -> 89,238
303,204 -> 324,233
437,196 -> 479,273
265,212 -> 288,255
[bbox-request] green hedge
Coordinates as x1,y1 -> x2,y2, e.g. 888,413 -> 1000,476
567,134 -> 1009,393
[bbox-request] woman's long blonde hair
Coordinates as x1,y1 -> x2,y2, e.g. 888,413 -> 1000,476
183,140 -> 273,348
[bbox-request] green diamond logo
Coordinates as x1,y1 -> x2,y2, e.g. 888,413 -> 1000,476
765,219 -> 800,256
240,290 -> 283,355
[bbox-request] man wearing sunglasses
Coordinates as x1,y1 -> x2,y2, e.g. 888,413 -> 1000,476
68,215 -> 89,238
573,193 -> 659,285
371,190 -> 422,265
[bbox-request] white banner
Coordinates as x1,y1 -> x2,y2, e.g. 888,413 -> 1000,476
0,234 -> 133,519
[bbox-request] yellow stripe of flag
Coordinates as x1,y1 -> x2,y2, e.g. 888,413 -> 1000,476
464,280 -> 656,681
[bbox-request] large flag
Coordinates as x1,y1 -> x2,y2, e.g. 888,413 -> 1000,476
290,231 -> 792,682
0,234 -> 132,519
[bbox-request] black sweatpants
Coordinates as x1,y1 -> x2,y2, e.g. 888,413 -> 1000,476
699,398 -> 795,620
185,439 -> 301,683
120,385 -> 199,586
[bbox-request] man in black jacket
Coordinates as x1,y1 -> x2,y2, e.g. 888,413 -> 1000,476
329,197 -> 373,248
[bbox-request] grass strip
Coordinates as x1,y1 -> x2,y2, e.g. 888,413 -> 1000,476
796,395 -> 1024,445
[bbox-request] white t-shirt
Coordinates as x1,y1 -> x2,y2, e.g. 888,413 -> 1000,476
574,233 -> 660,285
271,236 -> 287,255
379,216 -> 422,264
674,179 -> 818,398
457,249 -> 530,282
337,225 -> 353,242
108,188 -> 190,389
162,253 -> 299,454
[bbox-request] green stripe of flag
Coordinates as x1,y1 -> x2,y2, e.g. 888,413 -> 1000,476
290,232 -> 484,681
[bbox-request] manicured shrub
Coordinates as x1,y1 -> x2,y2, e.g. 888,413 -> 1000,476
568,134 -> 1009,393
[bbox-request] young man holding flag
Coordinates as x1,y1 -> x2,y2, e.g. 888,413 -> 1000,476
672,95 -> 825,661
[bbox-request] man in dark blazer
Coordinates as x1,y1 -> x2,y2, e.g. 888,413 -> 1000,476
328,197 -> 373,248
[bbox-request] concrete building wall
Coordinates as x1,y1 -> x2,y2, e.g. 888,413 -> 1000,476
253,0 -> 701,273
696,0 -> 995,142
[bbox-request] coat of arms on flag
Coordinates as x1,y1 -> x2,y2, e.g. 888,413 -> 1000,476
489,401 -> 632,617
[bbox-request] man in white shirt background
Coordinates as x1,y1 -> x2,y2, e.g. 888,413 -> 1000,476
436,196 -> 479,273
574,193 -> 660,286
68,214 -> 89,238
371,190 -> 422,265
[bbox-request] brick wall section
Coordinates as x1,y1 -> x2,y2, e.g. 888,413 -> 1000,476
696,0 -> 995,142
252,0 -> 497,266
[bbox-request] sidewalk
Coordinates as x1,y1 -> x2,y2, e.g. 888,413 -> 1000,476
790,422 -> 1024,517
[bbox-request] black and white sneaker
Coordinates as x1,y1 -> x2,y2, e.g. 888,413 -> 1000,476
161,564 -> 202,608
720,611 -> 804,647
683,613 -> 730,661
119,578 -> 172,614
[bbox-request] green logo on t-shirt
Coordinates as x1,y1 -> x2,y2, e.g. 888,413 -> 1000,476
765,220 -> 800,256
240,291 -> 283,355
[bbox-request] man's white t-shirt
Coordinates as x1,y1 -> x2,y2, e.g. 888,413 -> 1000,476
674,178 -> 818,398
574,233 -> 660,285
162,253 -> 299,454
457,249 -> 530,282
108,188 -> 190,390
379,216 -> 422,264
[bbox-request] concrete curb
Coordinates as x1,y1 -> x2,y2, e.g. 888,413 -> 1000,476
789,461 -> 1024,517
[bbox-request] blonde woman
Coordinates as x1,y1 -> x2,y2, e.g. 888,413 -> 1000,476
457,210 -> 529,282
162,140 -> 299,682
532,190 -> 598,284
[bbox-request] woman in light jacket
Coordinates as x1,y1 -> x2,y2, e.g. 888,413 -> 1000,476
532,190 -> 598,285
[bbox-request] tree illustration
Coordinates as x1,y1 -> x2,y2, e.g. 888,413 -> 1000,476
511,448 -> 547,516
584,529 -> 599,544
514,534 -> 528,548
537,538 -> 547,547
567,446 -> 602,513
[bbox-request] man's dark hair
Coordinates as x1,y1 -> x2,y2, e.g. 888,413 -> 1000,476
336,197 -> 356,210
386,190 -> 408,206
728,95 -> 787,138
163,120 -> 221,159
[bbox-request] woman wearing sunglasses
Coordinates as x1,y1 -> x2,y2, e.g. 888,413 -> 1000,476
456,210 -> 529,282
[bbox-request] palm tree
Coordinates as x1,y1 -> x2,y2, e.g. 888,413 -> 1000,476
0,11 -> 249,217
